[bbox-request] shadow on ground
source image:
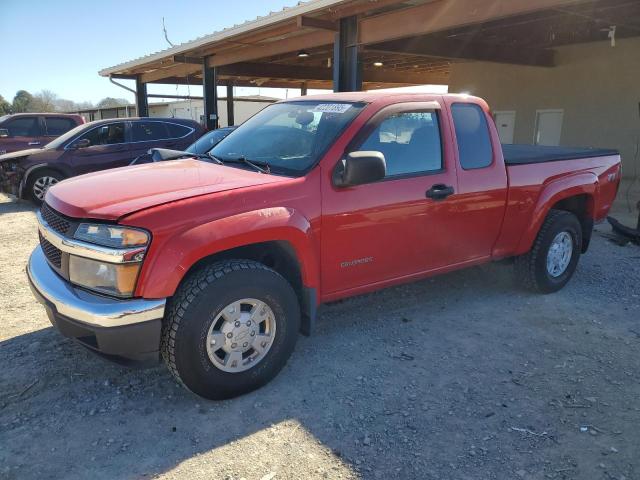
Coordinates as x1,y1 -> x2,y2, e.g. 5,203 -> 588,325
1,232 -> 639,480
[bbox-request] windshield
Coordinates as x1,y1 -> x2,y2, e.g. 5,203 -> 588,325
42,122 -> 91,149
186,128 -> 235,154
210,101 -> 366,175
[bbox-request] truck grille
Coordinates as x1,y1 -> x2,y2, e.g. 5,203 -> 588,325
40,203 -> 71,235
39,231 -> 62,268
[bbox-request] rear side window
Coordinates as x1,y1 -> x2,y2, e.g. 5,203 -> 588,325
4,117 -> 40,137
451,103 -> 493,169
45,117 -> 76,136
166,123 -> 193,139
132,122 -> 170,142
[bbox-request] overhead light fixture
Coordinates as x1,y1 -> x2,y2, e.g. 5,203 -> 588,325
373,61 -> 384,67
298,50 -> 310,58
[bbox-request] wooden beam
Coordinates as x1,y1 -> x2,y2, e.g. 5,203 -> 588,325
297,15 -> 338,31
359,0 -> 591,45
140,62 -> 201,83
217,61 -> 448,85
368,37 -> 555,67
208,30 -> 335,67
173,55 -> 203,64
218,62 -> 332,80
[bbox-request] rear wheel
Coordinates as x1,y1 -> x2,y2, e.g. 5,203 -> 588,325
515,209 -> 582,293
161,259 -> 300,400
27,169 -> 64,205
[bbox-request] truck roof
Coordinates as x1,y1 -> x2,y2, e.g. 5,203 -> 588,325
277,91 -> 483,104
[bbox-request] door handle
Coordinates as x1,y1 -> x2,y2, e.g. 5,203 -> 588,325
426,184 -> 454,200
28,141 -> 41,146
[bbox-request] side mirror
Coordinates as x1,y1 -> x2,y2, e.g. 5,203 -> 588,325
70,138 -> 91,149
333,151 -> 386,187
0,128 -> 9,138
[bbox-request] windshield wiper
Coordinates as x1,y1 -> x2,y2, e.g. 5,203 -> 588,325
222,156 -> 271,174
149,148 -> 223,165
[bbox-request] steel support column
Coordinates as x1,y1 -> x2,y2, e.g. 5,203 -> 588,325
203,57 -> 219,130
333,16 -> 362,92
135,75 -> 148,117
301,82 -> 308,96
226,83 -> 235,126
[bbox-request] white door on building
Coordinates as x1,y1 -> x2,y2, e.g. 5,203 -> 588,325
534,110 -> 564,146
494,111 -> 516,144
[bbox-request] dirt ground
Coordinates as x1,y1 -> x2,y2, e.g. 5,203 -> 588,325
0,192 -> 639,480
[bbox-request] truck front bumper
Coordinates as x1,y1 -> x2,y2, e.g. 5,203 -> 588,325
27,246 -> 166,365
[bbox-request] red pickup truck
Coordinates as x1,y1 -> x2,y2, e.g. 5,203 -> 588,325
27,93 -> 621,400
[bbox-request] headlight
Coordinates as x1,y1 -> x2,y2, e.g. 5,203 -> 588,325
74,224 -> 149,248
70,224 -> 149,297
69,256 -> 142,297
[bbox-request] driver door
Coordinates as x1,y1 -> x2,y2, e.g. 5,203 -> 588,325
69,122 -> 131,175
321,103 -> 460,296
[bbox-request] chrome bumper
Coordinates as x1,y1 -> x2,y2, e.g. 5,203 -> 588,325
27,246 -> 166,328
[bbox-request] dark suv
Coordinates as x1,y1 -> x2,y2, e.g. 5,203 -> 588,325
0,117 -> 204,203
0,113 -> 85,155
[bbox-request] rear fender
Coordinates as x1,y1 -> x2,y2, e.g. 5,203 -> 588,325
515,172 -> 597,255
135,207 -> 319,299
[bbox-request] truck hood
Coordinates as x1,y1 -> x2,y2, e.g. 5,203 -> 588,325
45,159 -> 288,220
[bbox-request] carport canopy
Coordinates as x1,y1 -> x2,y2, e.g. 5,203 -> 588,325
99,0 -> 640,128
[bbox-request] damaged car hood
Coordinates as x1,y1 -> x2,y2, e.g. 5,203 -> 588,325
0,148 -> 43,161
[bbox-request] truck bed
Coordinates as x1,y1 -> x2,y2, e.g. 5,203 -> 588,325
502,144 -> 619,165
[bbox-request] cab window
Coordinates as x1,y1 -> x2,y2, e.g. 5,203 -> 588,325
5,117 -> 40,137
358,111 -> 442,177
45,117 -> 76,136
451,103 -> 493,169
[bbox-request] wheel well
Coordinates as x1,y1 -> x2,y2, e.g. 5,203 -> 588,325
21,166 -> 66,197
185,241 -> 316,335
550,194 -> 594,253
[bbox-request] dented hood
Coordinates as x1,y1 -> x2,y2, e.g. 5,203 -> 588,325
45,158 -> 287,220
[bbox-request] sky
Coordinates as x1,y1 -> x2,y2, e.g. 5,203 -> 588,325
0,0 -> 446,107
0,0 -> 308,105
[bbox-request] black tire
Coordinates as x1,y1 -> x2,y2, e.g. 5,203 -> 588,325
161,259 -> 300,400
27,169 -> 65,205
514,209 -> 582,294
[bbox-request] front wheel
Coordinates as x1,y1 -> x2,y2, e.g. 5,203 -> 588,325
161,260 -> 300,400
27,169 -> 65,205
515,210 -> 582,293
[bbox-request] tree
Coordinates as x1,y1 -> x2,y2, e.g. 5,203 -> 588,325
53,98 -> 77,112
0,94 -> 11,115
31,90 -> 58,112
96,97 -> 129,109
12,90 -> 34,113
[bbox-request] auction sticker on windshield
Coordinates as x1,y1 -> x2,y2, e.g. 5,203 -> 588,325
312,104 -> 352,114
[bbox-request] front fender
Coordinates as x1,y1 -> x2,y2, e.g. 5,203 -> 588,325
515,172 -> 597,255
134,206 -> 319,298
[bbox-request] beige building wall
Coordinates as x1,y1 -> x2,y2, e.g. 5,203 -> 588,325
148,98 -> 275,127
448,37 -> 640,178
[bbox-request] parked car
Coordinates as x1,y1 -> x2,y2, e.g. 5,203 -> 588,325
130,125 -> 237,165
0,117 -> 204,203
27,93 -> 621,400
0,113 -> 84,155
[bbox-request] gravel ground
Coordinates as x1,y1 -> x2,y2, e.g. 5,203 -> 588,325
0,193 -> 639,480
